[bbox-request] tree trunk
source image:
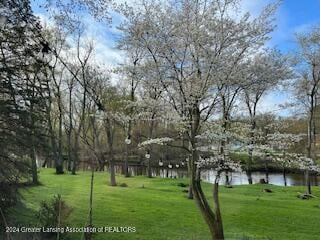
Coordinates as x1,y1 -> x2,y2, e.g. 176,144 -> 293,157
213,180 -> 224,239
246,149 -> 253,185
183,135 -> 193,199
30,146 -> 38,184
106,122 -> 116,186
72,132 -> 81,175
71,149 -> 78,175
191,174 -> 216,239
225,171 -> 230,186
189,107 -> 224,240
124,143 -> 130,177
147,157 -> 152,178
305,170 -> 311,194
187,145 -> 194,199
147,119 -> 155,178
110,161 -> 116,186
85,161 -> 94,240
245,99 -> 257,185
265,160 -> 269,184
55,100 -> 64,174
29,98 -> 38,184
246,170 -> 253,185
67,85 -> 73,172
48,114 -> 62,173
191,158 -> 224,240
306,90 -> 316,194
283,168 -> 287,187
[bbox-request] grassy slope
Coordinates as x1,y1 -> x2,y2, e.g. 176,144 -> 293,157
9,169 -> 320,240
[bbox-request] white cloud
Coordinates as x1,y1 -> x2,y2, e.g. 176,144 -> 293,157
256,90 -> 291,116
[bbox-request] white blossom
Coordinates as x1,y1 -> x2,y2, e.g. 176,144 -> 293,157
139,137 -> 174,147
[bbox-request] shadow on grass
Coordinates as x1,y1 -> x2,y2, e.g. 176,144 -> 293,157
7,200 -> 38,227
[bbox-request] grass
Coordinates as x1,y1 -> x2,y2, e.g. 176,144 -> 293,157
7,168 -> 320,240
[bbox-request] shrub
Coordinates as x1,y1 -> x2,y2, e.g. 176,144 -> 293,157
37,194 -> 71,239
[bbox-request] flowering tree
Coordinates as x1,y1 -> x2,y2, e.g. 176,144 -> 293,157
119,0 -> 279,238
248,127 -> 320,190
267,132 -> 305,186
292,26 -> 320,194
242,49 -> 291,184
136,64 -> 166,177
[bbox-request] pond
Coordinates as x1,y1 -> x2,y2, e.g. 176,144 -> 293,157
126,167 -> 320,186
200,170 -> 320,186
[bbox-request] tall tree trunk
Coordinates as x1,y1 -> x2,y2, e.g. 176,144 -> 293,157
45,89 -> 61,173
85,159 -> 94,240
245,97 -> 258,185
72,78 -> 87,175
189,107 -> 224,240
124,121 -> 131,177
67,84 -> 73,171
109,133 -> 117,186
147,154 -> 152,178
305,87 -> 317,194
191,150 -> 224,240
221,107 -> 231,187
29,88 -> 38,184
72,138 -> 79,175
213,179 -> 224,239
30,146 -> 38,184
124,142 -> 130,177
109,159 -> 116,186
187,160 -> 194,199
106,118 -> 116,186
190,150 -> 215,237
147,119 -> 155,178
246,134 -> 254,185
306,107 -> 314,194
56,98 -> 64,174
246,135 -> 254,184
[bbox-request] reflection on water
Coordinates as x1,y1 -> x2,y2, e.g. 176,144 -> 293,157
127,167 -> 320,186
200,170 -> 320,186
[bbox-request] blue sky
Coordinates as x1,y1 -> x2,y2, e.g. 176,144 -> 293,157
269,0 -> 320,52
30,0 -> 320,62
30,0 -> 320,116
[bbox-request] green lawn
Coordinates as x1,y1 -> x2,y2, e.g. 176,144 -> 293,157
8,169 -> 320,240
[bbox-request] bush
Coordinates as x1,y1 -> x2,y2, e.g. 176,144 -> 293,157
37,194 -> 71,239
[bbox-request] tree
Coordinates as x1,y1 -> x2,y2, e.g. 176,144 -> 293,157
0,0 -> 47,212
37,26 -> 69,174
119,0 -> 277,238
242,49 -> 290,184
137,60 -> 165,178
267,132 -> 304,186
293,26 -> 320,194
116,48 -> 144,177
101,85 -> 131,185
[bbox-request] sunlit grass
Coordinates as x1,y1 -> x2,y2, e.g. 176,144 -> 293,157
9,168 -> 320,240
